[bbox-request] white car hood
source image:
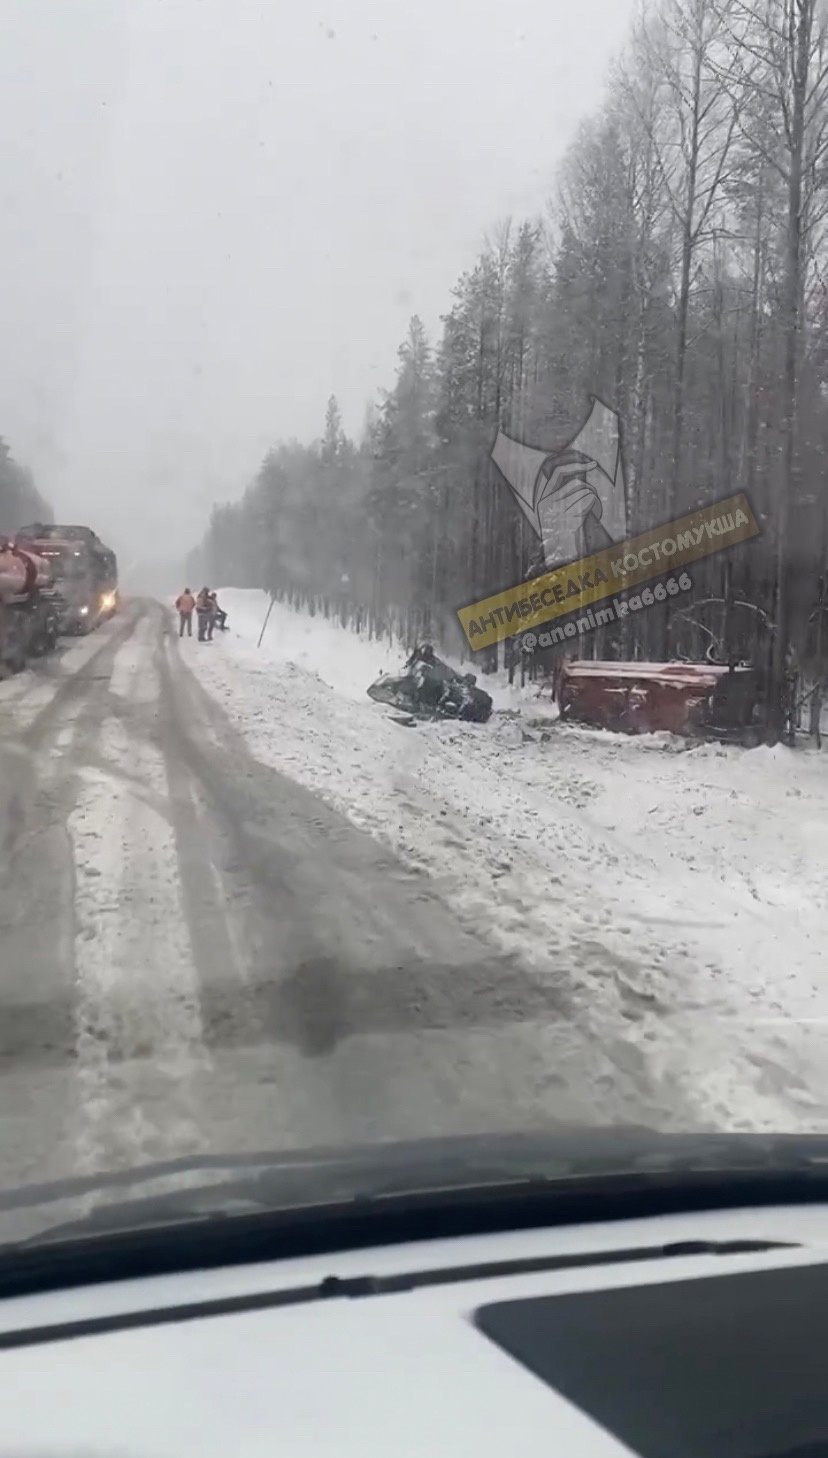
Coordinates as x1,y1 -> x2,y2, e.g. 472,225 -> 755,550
0,1203 -> 826,1458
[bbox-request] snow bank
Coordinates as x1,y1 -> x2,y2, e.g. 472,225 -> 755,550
212,590 -> 399,702
191,589 -> 828,1133
214,589 -> 558,717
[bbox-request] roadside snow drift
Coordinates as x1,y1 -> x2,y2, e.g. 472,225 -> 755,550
189,589 -> 828,1133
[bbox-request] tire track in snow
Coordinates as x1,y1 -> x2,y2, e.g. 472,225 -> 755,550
0,616 -> 136,744
69,754 -> 210,1173
68,625 -> 211,1174
0,615 -> 148,1188
0,603 -> 213,1185
164,617 -> 689,1141
0,717 -> 83,1188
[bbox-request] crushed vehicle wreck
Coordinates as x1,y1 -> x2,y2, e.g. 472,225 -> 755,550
367,645 -> 494,723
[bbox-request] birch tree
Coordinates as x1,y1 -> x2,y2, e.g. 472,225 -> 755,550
718,0 -> 828,740
0,440 -> 52,532
635,0 -> 742,511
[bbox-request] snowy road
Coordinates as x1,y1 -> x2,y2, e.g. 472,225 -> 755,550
0,599 -> 690,1192
189,591 -> 828,1136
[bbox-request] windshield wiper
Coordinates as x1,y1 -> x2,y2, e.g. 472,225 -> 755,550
0,1163 -> 820,1307
0,1237 -> 795,1354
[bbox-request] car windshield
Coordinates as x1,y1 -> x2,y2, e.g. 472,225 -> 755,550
38,546 -> 84,578
0,0 -> 826,1244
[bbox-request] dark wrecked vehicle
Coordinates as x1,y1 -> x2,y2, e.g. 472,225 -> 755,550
367,645 -> 493,724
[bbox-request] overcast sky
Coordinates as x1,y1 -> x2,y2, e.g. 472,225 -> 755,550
0,0 -> 633,564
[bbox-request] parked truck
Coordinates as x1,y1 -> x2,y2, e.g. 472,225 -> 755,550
15,523 -> 119,634
0,539 -> 61,673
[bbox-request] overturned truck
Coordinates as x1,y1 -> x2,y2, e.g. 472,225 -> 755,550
368,646 -> 494,723
556,659 -> 763,742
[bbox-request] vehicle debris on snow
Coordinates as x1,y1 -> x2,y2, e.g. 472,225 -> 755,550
367,644 -> 494,724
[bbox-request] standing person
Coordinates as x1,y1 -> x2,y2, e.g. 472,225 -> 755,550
196,587 -> 212,642
175,587 -> 195,638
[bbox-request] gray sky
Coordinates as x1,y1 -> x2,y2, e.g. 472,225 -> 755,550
0,0 -> 633,564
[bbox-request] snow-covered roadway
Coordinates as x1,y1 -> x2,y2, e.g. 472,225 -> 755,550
191,591 -> 828,1136
0,598 -> 697,1195
1,593 -> 826,1196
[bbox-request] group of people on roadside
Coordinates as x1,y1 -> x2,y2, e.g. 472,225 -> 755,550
175,587 -> 226,642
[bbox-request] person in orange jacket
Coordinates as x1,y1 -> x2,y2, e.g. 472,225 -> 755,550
175,587 -> 196,637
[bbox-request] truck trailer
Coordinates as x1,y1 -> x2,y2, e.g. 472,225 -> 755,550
0,539 -> 61,673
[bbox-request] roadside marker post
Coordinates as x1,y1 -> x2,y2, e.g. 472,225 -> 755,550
257,595 -> 275,649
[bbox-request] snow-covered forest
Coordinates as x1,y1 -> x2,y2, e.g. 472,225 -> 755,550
190,0 -> 828,742
0,440 -> 51,535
